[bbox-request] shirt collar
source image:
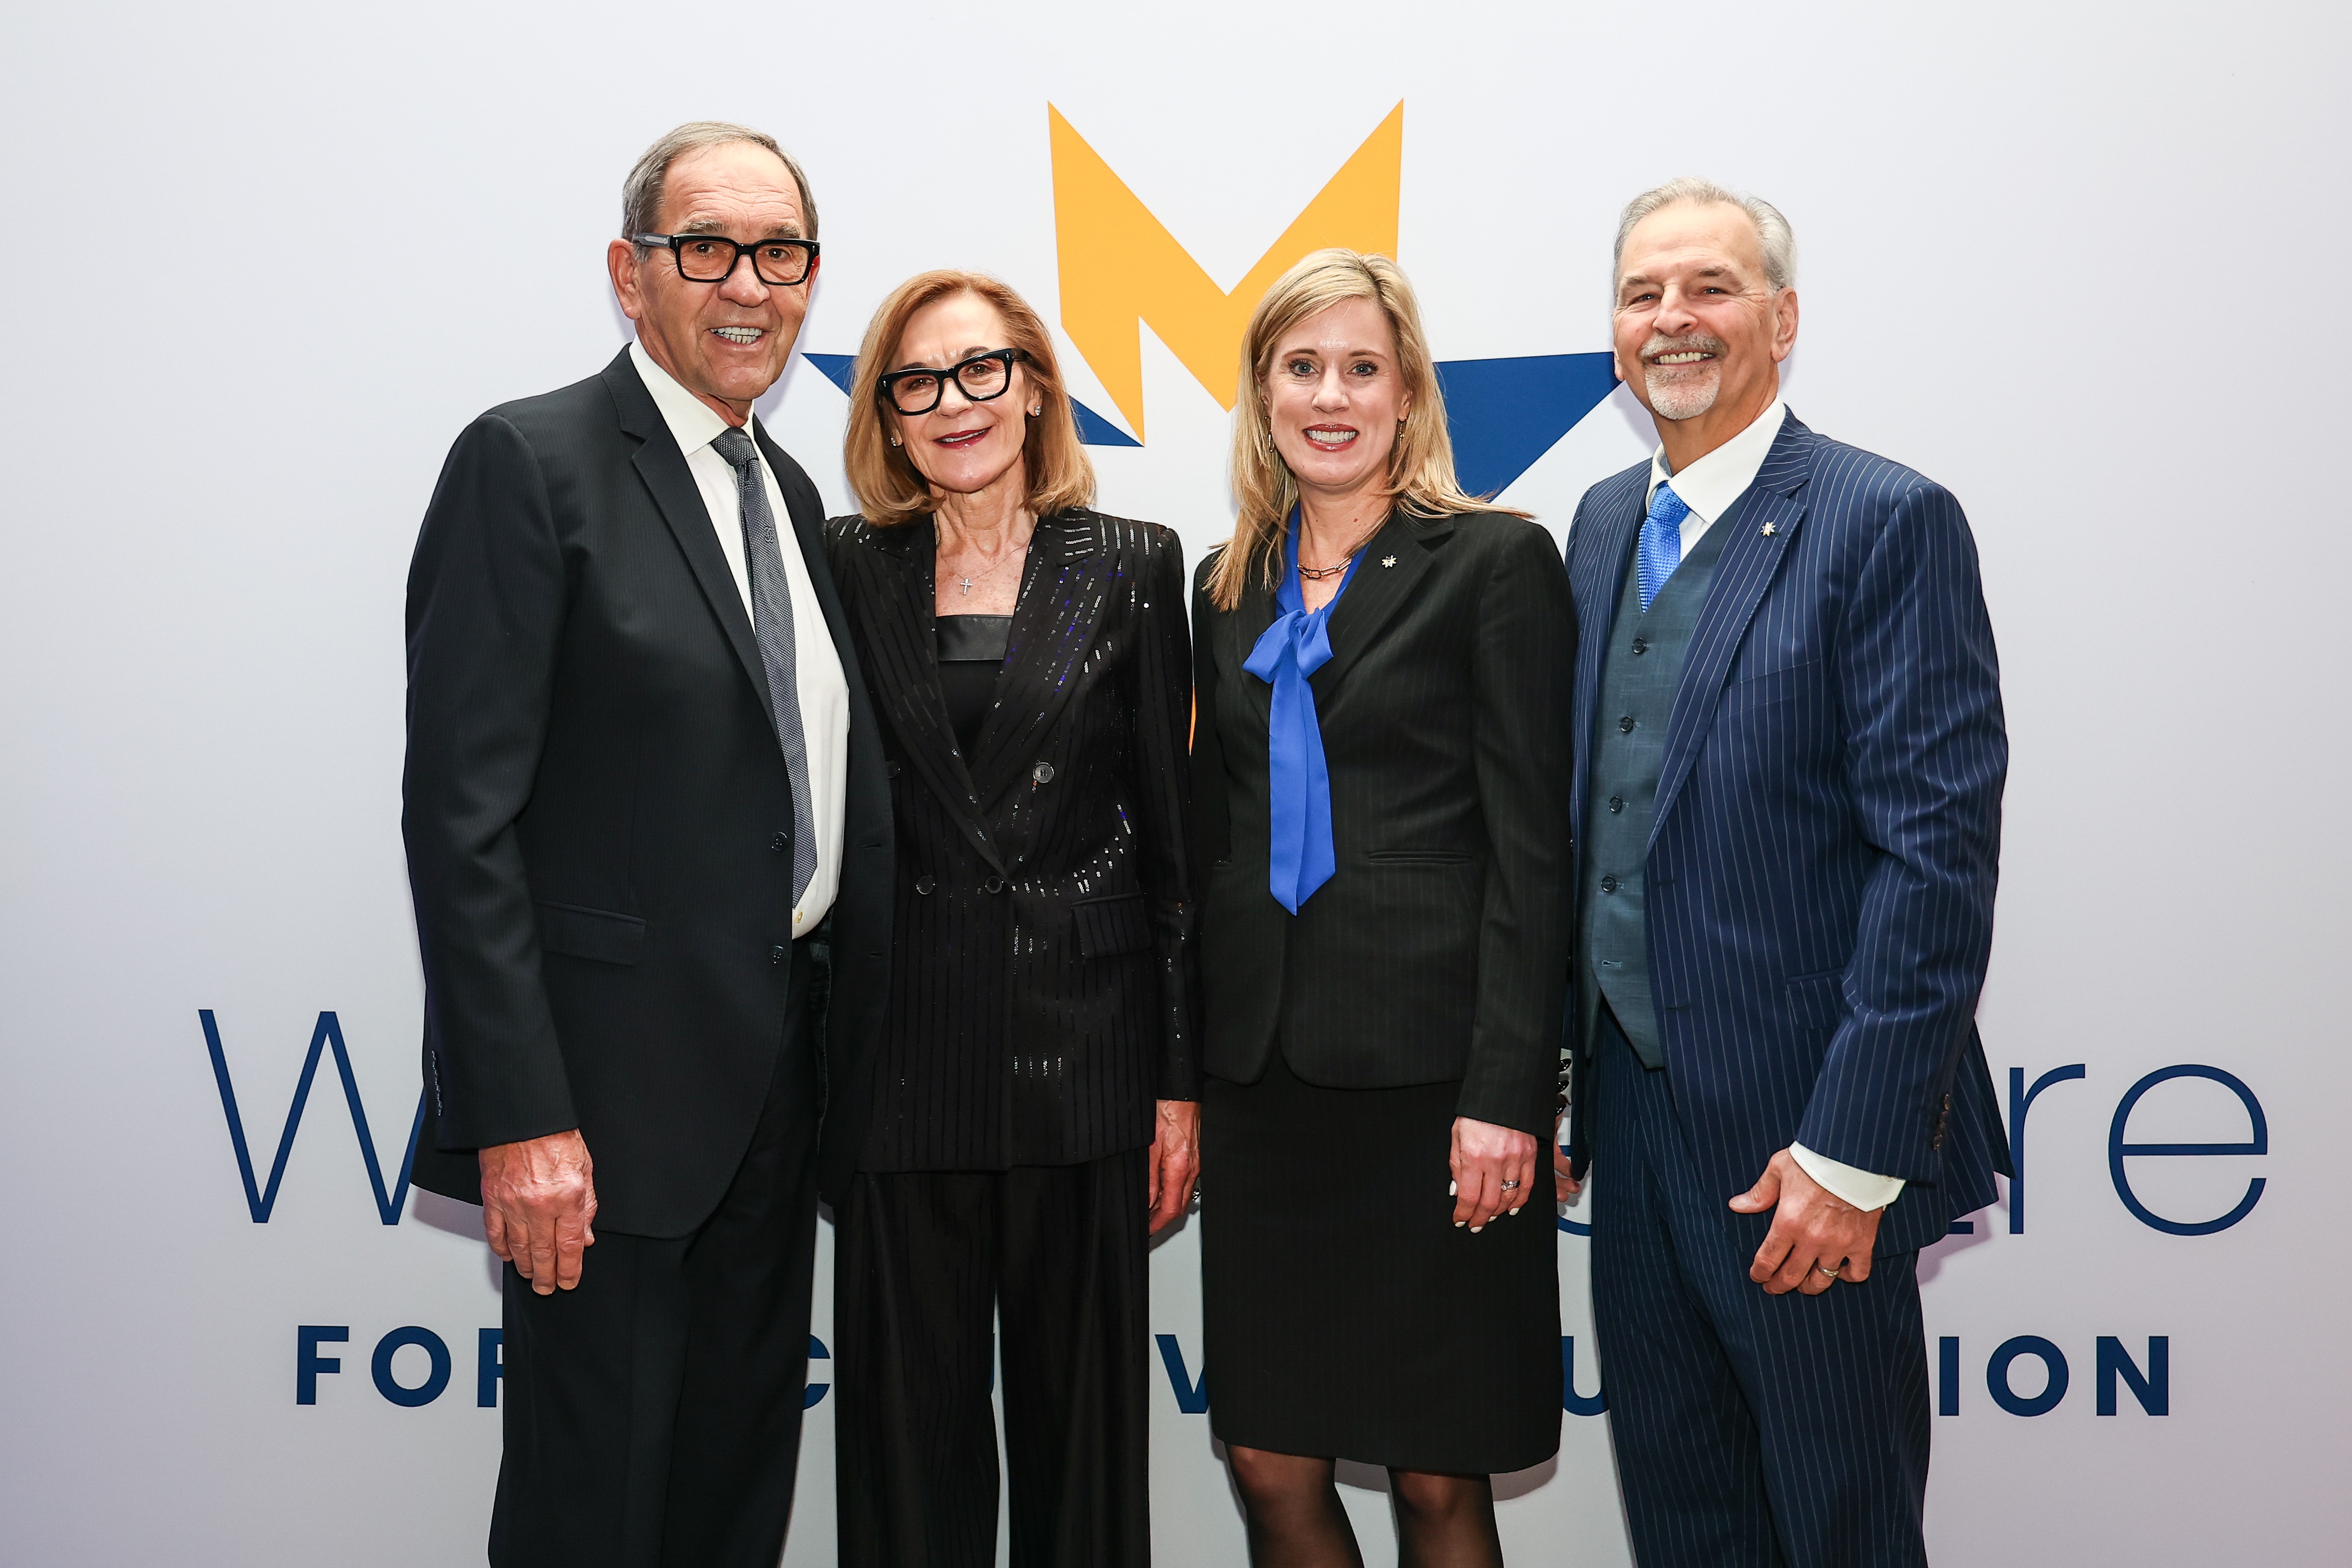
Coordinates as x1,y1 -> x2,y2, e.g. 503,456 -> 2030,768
1646,399 -> 1788,523
628,339 -> 757,459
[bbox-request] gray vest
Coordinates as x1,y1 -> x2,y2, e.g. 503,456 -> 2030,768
1580,515 -> 1733,1068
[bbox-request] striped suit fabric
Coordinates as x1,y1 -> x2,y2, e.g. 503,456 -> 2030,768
819,508 -> 1195,1568
1564,412 -> 2011,1568
821,508 -> 1197,1171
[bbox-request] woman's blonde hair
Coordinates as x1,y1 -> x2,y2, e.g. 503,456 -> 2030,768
843,270 -> 1096,527
1209,248 -> 1520,610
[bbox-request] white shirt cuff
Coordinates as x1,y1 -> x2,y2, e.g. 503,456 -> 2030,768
1789,1143 -> 1904,1212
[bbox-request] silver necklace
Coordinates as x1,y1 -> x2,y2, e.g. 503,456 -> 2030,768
949,539 -> 1028,596
1298,521 -> 1381,582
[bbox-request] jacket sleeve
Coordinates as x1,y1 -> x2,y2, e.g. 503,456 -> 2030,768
1125,528 -> 1200,1100
1456,521 -> 1580,1138
1794,480 -> 2006,1180
401,413 -> 578,1152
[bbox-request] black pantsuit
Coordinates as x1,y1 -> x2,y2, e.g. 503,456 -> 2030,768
1189,509 -> 1576,1473
822,510 -> 1197,1568
834,1149 -> 1153,1568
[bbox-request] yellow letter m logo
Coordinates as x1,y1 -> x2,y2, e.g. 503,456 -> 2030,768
1048,103 -> 1403,443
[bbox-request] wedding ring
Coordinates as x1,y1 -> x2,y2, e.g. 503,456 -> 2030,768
1500,1178 -> 1521,1191
1815,1264 -> 1841,1279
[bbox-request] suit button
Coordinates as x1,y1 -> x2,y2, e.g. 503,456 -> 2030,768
887,761 -> 903,778
1032,762 -> 1055,784
1630,638 -> 1649,656
1600,875 -> 1620,893
1618,716 -> 1636,734
984,877 -> 1007,894
1608,796 -> 1625,814
914,876 -> 936,895
769,945 -> 788,965
769,832 -> 788,852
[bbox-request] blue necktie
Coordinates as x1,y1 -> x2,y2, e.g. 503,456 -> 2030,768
1638,481 -> 1690,612
1244,524 -> 1358,914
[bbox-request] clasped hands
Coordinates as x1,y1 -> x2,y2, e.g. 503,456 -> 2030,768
1551,1135 -> 1883,1296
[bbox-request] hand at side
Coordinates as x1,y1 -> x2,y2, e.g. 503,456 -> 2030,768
1451,1116 -> 1538,1232
1553,1110 -> 1582,1201
1729,1147 -> 1883,1295
479,1130 -> 598,1295
1147,1099 -> 1200,1235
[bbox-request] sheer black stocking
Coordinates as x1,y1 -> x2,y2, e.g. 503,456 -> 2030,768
1225,1446 -> 1365,1568
1390,1469 -> 1504,1568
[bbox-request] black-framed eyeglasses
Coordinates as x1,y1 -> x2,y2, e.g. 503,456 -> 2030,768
632,232 -> 819,287
875,349 -> 1027,416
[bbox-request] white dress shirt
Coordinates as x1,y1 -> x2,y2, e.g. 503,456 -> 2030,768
630,341 -> 848,938
1645,398 -> 1904,1215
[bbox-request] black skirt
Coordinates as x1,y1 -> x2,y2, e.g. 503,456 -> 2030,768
1199,1049 -> 1562,1474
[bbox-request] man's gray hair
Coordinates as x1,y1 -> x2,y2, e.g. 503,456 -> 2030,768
1612,176 -> 1794,296
621,121 -> 818,244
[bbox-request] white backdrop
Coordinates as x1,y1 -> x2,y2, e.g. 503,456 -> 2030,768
3,2 -> 2348,1563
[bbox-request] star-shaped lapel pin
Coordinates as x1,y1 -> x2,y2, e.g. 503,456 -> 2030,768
1381,555 -> 1397,567
1760,522 -> 1778,537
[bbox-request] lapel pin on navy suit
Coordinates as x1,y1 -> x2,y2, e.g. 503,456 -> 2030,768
1760,521 -> 1778,536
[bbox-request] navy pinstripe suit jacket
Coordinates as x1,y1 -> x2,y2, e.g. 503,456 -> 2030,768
1565,412 -> 2011,1257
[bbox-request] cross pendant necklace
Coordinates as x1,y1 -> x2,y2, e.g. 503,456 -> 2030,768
952,539 -> 1027,596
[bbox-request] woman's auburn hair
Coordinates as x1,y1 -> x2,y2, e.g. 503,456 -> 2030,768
843,270 -> 1097,527
1208,248 -> 1525,611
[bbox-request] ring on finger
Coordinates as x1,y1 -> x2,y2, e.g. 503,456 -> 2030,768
1814,1263 -> 1841,1280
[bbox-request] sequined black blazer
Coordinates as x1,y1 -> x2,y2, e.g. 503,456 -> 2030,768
823,509 -> 1198,1170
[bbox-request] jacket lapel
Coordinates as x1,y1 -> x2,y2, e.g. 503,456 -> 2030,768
967,512 -> 1103,811
601,351 -> 778,731
1309,509 -> 1440,701
856,519 -> 1007,876
1648,416 -> 1818,847
1209,558 -> 1280,755
1567,471 -> 1647,832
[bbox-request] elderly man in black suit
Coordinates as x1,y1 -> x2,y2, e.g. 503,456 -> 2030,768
401,122 -> 890,1568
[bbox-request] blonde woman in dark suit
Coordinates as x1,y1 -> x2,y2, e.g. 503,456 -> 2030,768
821,270 -> 1198,1568
1191,250 -> 1577,1567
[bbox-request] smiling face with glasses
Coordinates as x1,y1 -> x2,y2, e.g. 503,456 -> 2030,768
605,141 -> 820,424
881,292 -> 1042,512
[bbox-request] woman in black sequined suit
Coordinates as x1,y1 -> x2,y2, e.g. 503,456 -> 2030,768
819,270 -> 1198,1568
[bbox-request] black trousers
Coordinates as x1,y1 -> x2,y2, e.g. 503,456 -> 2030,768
1588,1005 -> 1930,1568
834,1149 -> 1153,1568
488,946 -> 822,1568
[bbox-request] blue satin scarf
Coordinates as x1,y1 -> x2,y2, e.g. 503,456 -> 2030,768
1243,517 -> 1362,913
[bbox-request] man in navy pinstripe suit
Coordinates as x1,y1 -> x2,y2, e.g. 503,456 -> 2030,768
1557,178 -> 2010,1567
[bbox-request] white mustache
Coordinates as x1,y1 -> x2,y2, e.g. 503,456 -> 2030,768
1642,333 -> 1728,364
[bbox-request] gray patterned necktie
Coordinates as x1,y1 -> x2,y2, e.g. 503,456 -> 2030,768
710,427 -> 815,905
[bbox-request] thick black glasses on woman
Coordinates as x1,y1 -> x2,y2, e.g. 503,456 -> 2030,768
631,232 -> 819,286
876,349 -> 1026,416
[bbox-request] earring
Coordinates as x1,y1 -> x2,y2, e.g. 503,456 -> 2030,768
1029,406 -> 1041,417
889,435 -> 901,447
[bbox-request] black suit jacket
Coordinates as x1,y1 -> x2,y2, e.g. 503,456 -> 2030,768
1190,509 -> 1576,1138
822,510 -> 1197,1170
402,349 -> 892,1235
